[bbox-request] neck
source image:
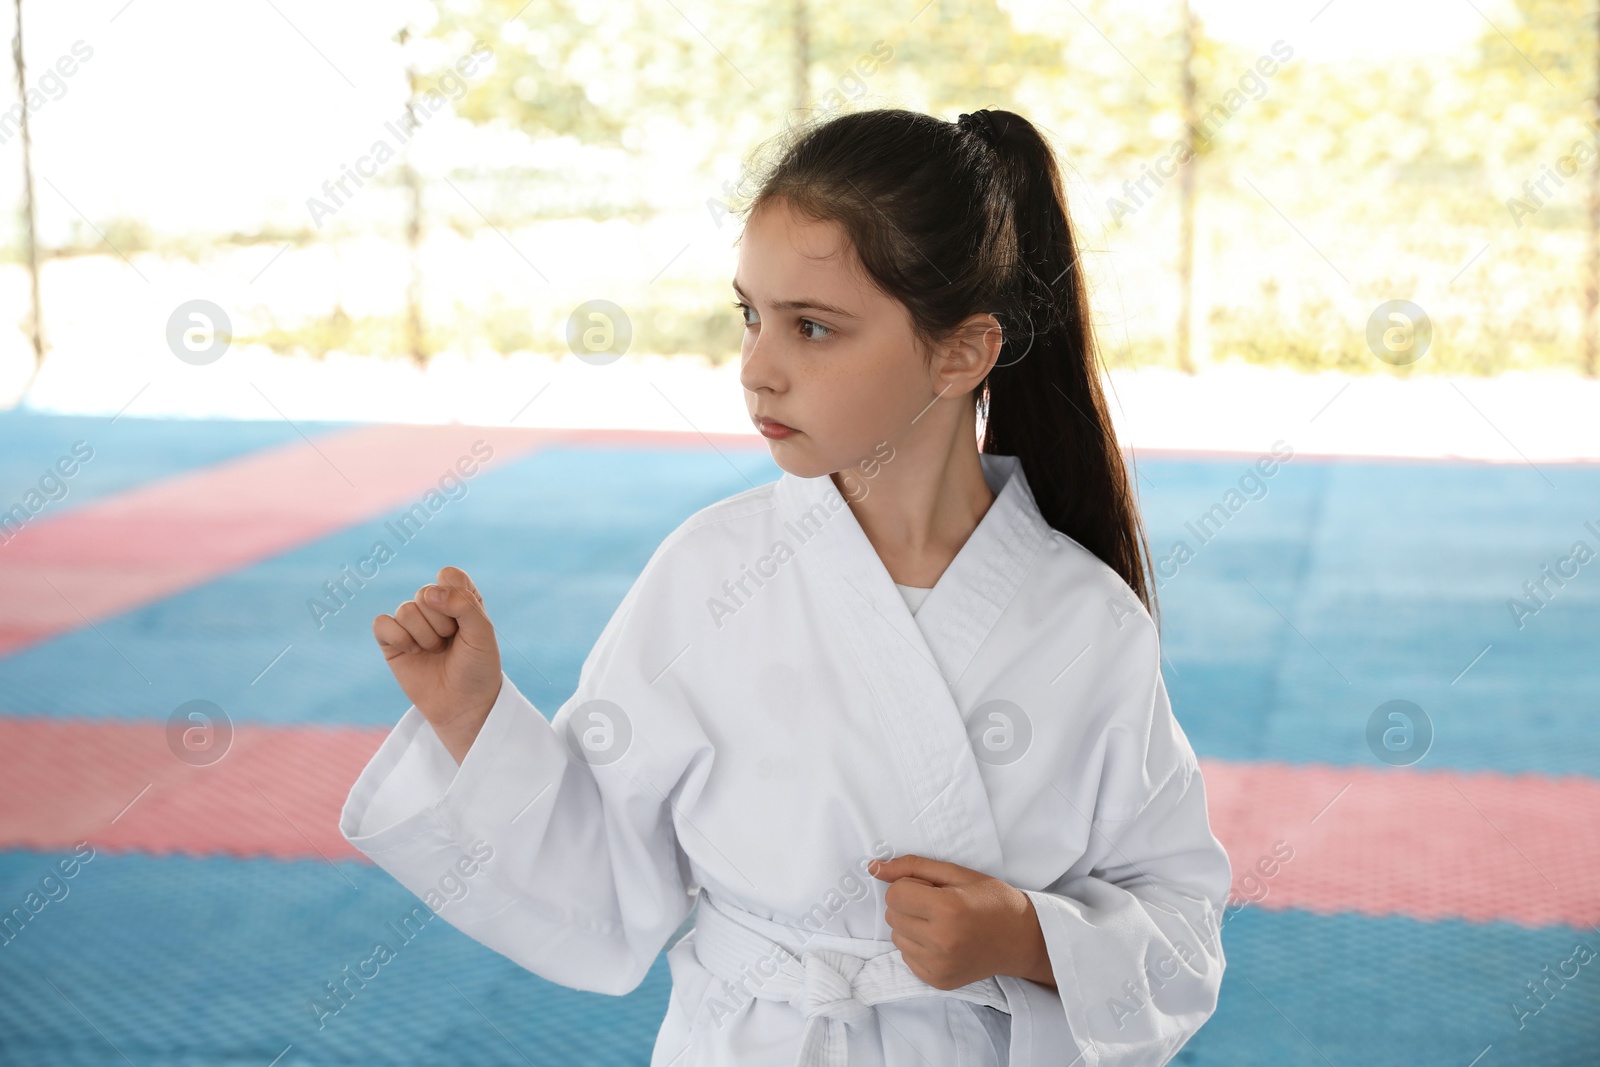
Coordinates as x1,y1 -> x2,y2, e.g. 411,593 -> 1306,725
830,403 -> 996,588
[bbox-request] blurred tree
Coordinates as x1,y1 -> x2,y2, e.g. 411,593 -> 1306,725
1464,0 -> 1598,376
414,0 -> 1070,195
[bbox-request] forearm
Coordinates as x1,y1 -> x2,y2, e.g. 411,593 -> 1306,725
1007,893 -> 1057,989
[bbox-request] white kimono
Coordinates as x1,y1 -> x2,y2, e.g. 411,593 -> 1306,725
339,452 -> 1231,1067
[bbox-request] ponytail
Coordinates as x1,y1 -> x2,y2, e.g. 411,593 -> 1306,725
975,111 -> 1159,626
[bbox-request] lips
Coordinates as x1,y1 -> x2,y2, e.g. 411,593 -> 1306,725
753,415 -> 797,439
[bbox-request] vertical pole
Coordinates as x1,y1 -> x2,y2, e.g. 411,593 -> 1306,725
1176,0 -> 1198,375
1585,2 -> 1599,376
793,0 -> 810,112
398,25 -> 425,366
13,0 -> 44,391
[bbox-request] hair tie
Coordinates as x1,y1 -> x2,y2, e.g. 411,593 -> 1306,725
957,109 -> 1002,149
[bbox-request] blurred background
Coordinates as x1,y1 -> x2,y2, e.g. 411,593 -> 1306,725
0,0 -> 1597,1063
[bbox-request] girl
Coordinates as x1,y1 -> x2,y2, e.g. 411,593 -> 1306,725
341,107 -> 1231,1066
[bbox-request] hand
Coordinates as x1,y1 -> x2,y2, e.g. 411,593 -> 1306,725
870,854 -> 1056,991
373,565 -> 503,764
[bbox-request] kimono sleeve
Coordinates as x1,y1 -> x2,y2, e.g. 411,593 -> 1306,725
1024,621 -> 1232,1067
338,542 -> 706,998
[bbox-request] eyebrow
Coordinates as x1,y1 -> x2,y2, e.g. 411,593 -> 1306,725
731,278 -> 858,319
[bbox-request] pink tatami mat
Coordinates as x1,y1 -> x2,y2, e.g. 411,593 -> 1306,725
0,424 -> 546,657
0,423 -> 761,657
1200,757 -> 1598,927
1,715 -> 1594,929
0,716 -> 382,866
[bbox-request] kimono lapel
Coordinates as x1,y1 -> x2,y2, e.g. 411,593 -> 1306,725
913,454 -> 1053,687
773,453 -> 1051,875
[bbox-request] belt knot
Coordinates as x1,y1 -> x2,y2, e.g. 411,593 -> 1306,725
790,950 -> 876,1030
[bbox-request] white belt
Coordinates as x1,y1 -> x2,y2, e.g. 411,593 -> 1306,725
691,889 -> 1011,1066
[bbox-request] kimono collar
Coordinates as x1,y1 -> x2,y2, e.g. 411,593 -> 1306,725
774,451 -> 1053,686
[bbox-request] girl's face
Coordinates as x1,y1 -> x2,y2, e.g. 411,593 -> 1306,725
734,197 -> 952,479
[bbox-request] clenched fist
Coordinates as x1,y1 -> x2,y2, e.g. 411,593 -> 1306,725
373,565 -> 503,764
869,855 -> 1057,991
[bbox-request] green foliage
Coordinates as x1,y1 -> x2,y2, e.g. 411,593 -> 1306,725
47,0 -> 1600,374
240,306 -> 424,361
240,290 -> 747,364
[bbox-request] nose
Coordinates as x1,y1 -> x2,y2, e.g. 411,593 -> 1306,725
738,328 -> 781,398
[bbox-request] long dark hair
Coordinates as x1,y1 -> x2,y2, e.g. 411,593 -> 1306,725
737,107 -> 1158,625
